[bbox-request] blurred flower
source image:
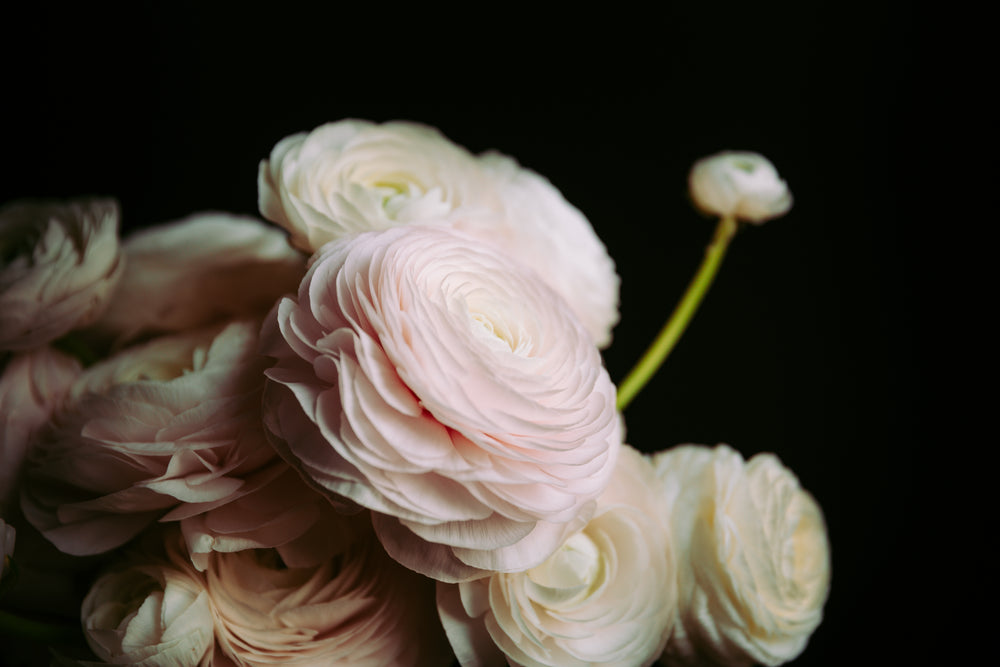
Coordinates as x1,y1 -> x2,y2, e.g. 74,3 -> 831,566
86,212 -> 305,348
688,152 -> 792,223
208,536 -> 450,667
0,198 -> 124,351
1,518 -> 14,583
438,445 -> 677,667
653,445 -> 830,667
260,226 -> 620,582
258,119 -> 619,347
0,346 -> 82,511
81,529 -> 215,666
20,321 -> 339,567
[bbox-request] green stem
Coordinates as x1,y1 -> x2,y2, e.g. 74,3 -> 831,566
615,215 -> 738,412
0,609 -> 81,644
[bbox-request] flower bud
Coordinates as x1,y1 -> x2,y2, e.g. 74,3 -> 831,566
689,151 -> 792,223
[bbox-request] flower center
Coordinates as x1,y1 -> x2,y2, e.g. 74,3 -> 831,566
527,531 -> 602,591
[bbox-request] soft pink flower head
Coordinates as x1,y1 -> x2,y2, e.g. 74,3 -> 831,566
0,198 -> 124,351
438,445 -> 677,667
20,321 -> 340,566
208,536 -> 450,667
260,225 -> 621,582
258,119 -> 619,347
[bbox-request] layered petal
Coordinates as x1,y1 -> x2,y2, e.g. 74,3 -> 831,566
0,346 -> 82,510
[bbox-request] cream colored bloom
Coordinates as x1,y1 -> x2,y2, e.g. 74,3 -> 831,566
87,212 -> 305,347
261,226 -> 620,582
688,152 -> 792,223
81,530 -> 215,666
258,119 -> 489,249
438,445 -> 676,667
0,198 -> 124,350
208,538 -> 450,667
258,119 -> 619,347
653,445 -> 830,667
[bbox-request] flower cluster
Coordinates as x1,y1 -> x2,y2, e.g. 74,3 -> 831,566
0,120 -> 827,666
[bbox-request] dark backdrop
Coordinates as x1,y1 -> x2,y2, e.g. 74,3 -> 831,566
2,4 -> 924,665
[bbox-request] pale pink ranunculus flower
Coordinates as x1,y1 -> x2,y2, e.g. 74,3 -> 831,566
0,346 -> 82,511
652,445 -> 830,667
19,320 -> 341,567
0,198 -> 124,351
437,445 -> 677,667
86,212 -> 306,348
260,225 -> 621,582
207,535 -> 450,667
81,528 -> 216,666
258,119 -> 619,347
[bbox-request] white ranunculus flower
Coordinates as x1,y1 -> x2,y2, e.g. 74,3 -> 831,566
0,346 -> 82,511
81,530 -> 215,666
260,225 -> 621,583
20,321 -> 338,566
87,212 -> 306,347
437,445 -> 676,667
0,198 -> 124,351
1,518 -> 14,583
653,445 -> 830,667
258,119 -> 619,347
207,536 -> 450,667
688,152 -> 792,223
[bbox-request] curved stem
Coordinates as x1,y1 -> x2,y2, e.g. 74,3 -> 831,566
615,216 -> 738,412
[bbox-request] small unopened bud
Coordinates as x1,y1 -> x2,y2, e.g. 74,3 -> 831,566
689,151 -> 792,223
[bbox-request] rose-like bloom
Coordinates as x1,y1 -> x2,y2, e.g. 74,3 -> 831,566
261,225 -> 621,582
437,445 -> 677,667
0,198 -> 124,350
87,212 -> 305,347
0,346 -> 82,511
81,529 -> 215,666
20,320 -> 339,567
688,152 -> 792,223
208,535 -> 450,666
1,518 -> 13,584
258,119 -> 619,347
653,445 -> 830,667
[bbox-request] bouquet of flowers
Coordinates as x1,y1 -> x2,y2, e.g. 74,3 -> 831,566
0,120 -> 830,667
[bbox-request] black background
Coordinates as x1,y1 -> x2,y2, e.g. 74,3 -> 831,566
2,3 -> 926,665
